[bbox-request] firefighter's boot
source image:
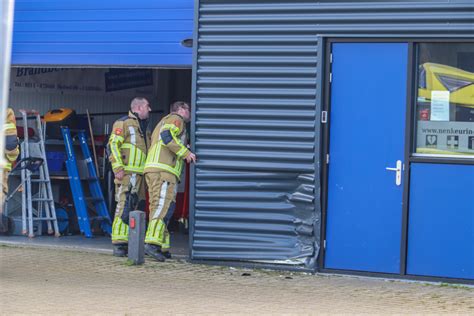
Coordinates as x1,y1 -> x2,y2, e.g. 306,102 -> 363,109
113,244 -> 128,257
144,243 -> 166,262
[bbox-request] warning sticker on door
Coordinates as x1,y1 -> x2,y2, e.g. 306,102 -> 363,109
417,121 -> 474,156
425,135 -> 438,147
446,135 -> 459,149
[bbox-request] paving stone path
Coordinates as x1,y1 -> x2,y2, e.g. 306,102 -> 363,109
1,246 -> 473,314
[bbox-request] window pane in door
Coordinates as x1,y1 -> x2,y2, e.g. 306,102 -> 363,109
415,43 -> 474,158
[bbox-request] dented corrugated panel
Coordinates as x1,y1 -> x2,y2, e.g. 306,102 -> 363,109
191,0 -> 474,269
191,0 -> 319,268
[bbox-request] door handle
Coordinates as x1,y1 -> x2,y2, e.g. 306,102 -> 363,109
385,160 -> 402,186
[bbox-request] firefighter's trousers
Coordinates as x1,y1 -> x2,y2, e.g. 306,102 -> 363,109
145,171 -> 177,250
112,172 -> 145,244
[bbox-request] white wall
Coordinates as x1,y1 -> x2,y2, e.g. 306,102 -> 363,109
8,68 -> 169,134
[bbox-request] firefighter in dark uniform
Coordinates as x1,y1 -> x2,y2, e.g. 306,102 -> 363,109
108,97 -> 151,257
143,101 -> 196,261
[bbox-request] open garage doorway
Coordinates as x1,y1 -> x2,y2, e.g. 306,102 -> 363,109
1,66 -> 192,258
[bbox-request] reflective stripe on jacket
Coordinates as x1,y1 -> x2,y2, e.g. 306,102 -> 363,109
108,111 -> 150,174
144,113 -> 189,179
4,108 -> 19,171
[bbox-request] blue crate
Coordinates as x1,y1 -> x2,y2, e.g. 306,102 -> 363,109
46,151 -> 66,172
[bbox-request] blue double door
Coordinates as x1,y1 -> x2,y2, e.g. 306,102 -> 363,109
324,43 -> 408,274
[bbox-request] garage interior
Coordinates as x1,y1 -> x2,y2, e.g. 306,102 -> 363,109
2,66 -> 192,256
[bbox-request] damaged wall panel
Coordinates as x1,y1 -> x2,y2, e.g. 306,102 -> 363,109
191,0 -> 320,268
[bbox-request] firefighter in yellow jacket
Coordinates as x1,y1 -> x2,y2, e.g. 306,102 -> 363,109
2,107 -> 19,196
144,101 -> 196,261
0,108 -> 20,232
108,97 -> 151,257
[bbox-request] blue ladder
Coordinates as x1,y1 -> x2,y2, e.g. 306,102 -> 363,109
61,127 -> 112,237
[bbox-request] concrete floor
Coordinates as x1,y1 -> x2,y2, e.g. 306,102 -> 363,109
0,231 -> 190,258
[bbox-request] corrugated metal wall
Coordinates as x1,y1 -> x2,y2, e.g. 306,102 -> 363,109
192,0 -> 474,269
12,0 -> 194,66
192,0 -> 320,268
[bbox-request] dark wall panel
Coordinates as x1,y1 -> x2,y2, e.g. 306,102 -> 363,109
192,0 -> 319,267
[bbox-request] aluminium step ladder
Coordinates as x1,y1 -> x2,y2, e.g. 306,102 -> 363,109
61,127 -> 112,238
19,110 -> 60,237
